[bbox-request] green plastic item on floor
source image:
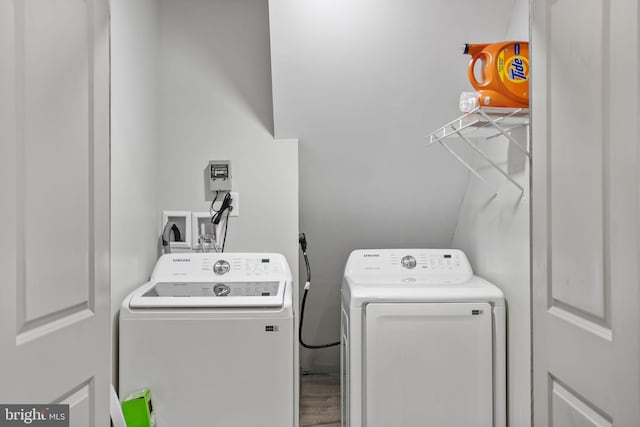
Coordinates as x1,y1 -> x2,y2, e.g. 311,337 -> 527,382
121,388 -> 156,427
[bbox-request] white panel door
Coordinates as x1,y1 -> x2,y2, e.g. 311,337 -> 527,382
365,302 -> 493,427
0,0 -> 111,425
531,0 -> 640,425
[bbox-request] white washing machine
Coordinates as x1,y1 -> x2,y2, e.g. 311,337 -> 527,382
119,253 -> 299,427
341,249 -> 505,427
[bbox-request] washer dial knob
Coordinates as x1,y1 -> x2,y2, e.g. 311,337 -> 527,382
213,284 -> 230,296
213,260 -> 231,275
401,255 -> 417,269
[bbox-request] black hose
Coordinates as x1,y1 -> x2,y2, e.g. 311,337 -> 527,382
161,222 -> 182,254
298,233 -> 340,349
211,192 -> 233,252
212,193 -> 233,225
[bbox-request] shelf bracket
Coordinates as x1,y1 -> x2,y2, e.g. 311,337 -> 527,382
426,107 -> 530,198
433,138 -> 498,196
476,108 -> 530,158
451,126 -> 526,196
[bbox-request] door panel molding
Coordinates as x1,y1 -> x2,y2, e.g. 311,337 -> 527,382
549,376 -> 612,427
57,379 -> 94,427
16,306 -> 93,346
14,0 -> 96,333
547,0 -> 611,326
547,306 -> 612,341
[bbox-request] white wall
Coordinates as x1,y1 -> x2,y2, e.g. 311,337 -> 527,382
506,0 -> 529,40
450,0 -> 531,425
156,0 -> 299,280
451,130 -> 530,427
110,0 -> 161,385
269,0 -> 514,373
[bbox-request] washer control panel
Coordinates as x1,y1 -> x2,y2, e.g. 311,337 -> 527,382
151,253 -> 288,282
202,256 -> 282,277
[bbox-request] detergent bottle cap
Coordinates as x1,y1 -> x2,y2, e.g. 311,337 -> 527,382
459,92 -> 479,113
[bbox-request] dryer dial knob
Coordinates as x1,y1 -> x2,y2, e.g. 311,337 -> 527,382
213,260 -> 231,275
401,255 -> 417,269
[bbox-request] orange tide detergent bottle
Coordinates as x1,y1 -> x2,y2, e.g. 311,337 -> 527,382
463,41 -> 529,108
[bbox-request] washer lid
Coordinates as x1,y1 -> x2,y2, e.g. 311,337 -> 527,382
129,280 -> 285,308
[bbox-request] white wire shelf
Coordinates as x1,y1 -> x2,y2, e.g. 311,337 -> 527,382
426,106 -> 530,197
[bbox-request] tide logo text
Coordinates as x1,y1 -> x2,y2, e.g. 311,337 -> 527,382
509,57 -> 527,81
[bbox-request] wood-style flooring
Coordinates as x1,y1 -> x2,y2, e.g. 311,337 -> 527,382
300,374 -> 341,427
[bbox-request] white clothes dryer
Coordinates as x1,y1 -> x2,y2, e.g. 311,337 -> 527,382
341,249 -> 505,427
119,253 -> 299,427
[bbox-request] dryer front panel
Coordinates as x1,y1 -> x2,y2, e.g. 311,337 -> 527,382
364,302 -> 493,427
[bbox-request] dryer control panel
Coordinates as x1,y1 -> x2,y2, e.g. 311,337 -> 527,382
345,249 -> 473,284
